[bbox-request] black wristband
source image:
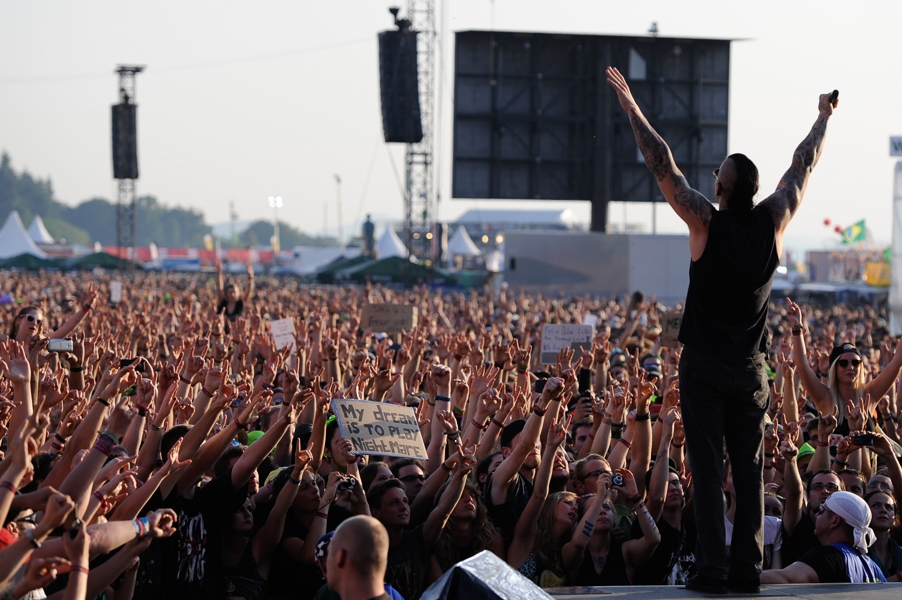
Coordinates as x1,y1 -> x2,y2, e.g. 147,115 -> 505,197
97,397 -> 111,407
635,412 -> 651,422
70,365 -> 86,373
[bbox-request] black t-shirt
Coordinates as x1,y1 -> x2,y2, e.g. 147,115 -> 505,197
157,472 -> 249,599
782,511 -> 818,567
679,207 -> 778,357
798,543 -> 886,583
384,524 -> 433,600
630,517 -> 696,585
217,298 -> 244,322
574,537 -> 630,586
484,471 -> 534,545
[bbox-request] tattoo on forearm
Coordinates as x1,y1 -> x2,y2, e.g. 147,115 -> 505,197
583,521 -> 595,537
774,113 -> 829,219
628,111 -> 670,182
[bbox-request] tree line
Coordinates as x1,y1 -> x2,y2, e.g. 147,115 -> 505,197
0,152 -> 336,249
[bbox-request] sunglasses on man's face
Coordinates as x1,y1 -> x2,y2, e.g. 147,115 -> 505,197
836,359 -> 861,369
18,314 -> 43,324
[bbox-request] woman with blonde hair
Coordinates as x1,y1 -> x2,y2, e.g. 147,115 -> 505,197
507,417 -> 573,588
786,298 -> 902,432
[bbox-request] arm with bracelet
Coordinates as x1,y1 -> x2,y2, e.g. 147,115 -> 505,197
474,389 -> 515,463
562,478 -> 610,573
645,406 -> 676,521
608,409 -> 637,472
426,365 -> 452,474
136,383 -> 178,482
621,469 -> 662,571
630,379 -> 655,496
780,436 -> 804,535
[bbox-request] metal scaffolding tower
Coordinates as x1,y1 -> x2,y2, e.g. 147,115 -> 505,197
114,65 -> 143,264
404,0 -> 436,267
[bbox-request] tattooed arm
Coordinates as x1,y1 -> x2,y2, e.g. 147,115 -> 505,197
606,66 -> 713,240
759,92 -> 837,237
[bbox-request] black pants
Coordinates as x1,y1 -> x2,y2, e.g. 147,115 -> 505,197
679,346 -> 768,582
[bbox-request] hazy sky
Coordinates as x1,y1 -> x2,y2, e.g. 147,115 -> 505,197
2,0 -> 901,254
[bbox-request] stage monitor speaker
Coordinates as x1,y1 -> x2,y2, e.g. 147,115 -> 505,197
378,30 -> 423,144
112,103 -> 138,180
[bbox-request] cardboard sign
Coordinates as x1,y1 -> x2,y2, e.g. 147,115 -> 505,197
661,311 -> 683,348
360,304 -> 417,334
540,324 -> 593,365
109,280 -> 123,304
331,399 -> 427,459
269,318 -> 297,352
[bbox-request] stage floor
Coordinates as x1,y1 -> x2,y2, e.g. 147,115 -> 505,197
549,583 -> 900,599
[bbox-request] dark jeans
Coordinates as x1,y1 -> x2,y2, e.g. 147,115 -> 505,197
679,346 -> 768,582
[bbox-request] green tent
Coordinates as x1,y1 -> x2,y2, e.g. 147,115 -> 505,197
315,255 -> 374,284
0,253 -> 61,270
68,252 -> 142,270
335,256 -> 456,285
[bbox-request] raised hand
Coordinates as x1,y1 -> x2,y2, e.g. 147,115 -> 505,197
606,66 -> 640,112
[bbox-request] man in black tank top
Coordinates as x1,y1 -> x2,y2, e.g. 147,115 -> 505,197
607,67 -> 838,594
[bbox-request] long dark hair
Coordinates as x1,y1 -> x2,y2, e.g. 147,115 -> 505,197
433,480 -> 497,571
726,153 -> 759,211
8,306 -> 40,339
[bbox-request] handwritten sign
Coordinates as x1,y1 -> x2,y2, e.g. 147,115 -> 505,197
109,280 -> 123,304
269,318 -> 297,352
360,304 -> 417,334
540,324 -> 593,365
661,311 -> 683,348
331,399 -> 427,459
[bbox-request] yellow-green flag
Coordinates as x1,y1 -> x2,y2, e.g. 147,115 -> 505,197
841,220 -> 866,244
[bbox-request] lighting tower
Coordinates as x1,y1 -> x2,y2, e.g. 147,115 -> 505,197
268,196 -> 283,253
113,65 -> 143,264
404,0 -> 436,266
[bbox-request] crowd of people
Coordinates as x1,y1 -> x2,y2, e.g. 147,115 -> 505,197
0,269 -> 900,600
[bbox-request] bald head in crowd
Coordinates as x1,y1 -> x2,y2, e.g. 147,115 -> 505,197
326,516 -> 390,600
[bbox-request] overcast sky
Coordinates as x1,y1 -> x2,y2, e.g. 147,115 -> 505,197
2,0 -> 901,255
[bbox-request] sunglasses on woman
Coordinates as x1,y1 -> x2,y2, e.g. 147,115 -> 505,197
18,314 -> 43,324
836,359 -> 861,368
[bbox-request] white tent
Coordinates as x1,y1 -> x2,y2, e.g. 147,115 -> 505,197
28,215 -> 55,244
447,226 -> 481,258
0,211 -> 48,259
377,226 -> 407,259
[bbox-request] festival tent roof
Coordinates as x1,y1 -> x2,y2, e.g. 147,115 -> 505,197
68,252 -> 142,270
0,211 -> 48,259
377,227 -> 407,259
335,256 -> 456,285
315,254 -> 374,284
28,215 -> 55,244
447,226 -> 482,257
453,208 -> 578,228
0,253 -> 61,270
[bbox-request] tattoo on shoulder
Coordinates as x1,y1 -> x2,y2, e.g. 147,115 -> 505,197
672,182 -> 713,227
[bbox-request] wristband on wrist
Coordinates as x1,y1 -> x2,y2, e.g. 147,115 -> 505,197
764,452 -> 775,458
315,511 -> 329,519
70,565 -> 90,575
516,365 -> 528,373
433,394 -> 449,403
588,432 -> 596,440
471,418 -> 489,431
628,493 -> 643,504
618,437 -> 632,449
445,431 -> 460,439
602,415 -> 612,425
533,405 -> 546,417
287,474 -> 301,485
491,417 -> 505,429
816,441 -> 829,447
791,327 -> 802,336
441,462 -> 453,473
201,386 -> 214,398
179,375 -> 192,385
670,440 -> 685,448
70,365 -> 86,373
133,519 -> 145,538
54,432 -> 67,444
611,421 -> 625,429
635,412 -> 650,422
96,397 -> 111,407
427,400 -> 436,406
151,423 -> 163,431
833,457 -> 849,467
93,490 -> 110,511
0,480 -> 17,494
137,406 -> 148,417
452,406 -> 465,415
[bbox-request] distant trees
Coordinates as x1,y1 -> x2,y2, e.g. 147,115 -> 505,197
0,152 -> 337,249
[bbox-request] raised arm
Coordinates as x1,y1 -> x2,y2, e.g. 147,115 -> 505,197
606,67 -> 713,238
759,91 -> 838,234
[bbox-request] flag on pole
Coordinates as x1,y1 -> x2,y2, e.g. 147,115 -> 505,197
841,220 -> 866,244
885,247 -> 892,264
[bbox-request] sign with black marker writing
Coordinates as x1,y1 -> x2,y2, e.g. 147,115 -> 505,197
330,399 -> 427,459
540,324 -> 594,365
661,311 -> 683,348
360,304 -> 418,334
